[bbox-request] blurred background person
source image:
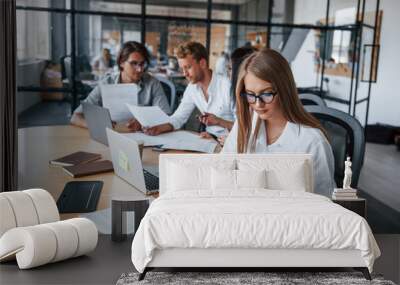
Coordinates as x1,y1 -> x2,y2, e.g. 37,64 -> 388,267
218,45 -> 257,146
214,51 -> 230,78
92,48 -> 115,73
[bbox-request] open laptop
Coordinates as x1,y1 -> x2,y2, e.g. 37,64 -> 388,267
82,102 -> 113,146
106,128 -> 159,194
82,103 -> 132,146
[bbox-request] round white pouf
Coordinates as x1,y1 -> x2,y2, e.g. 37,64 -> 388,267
0,196 -> 17,237
0,191 -> 39,227
24,189 -> 60,224
0,218 -> 98,269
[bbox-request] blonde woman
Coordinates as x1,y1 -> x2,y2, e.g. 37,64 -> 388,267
222,48 -> 335,197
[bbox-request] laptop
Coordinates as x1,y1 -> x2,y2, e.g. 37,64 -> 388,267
83,103 -> 132,146
106,128 -> 159,194
82,102 -> 113,146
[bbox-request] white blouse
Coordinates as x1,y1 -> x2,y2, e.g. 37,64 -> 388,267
222,114 -> 335,197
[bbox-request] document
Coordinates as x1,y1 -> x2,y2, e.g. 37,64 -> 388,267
123,132 -> 166,147
161,140 -> 217,154
101,84 -> 139,122
126,104 -> 171,128
159,131 -> 217,153
123,131 -> 217,153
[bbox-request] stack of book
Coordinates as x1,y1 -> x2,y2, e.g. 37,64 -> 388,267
332,188 -> 358,200
50,151 -> 113,178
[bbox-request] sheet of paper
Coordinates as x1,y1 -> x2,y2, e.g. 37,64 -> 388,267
101,84 -> 139,122
123,132 -> 166,147
126,104 -> 170,128
160,131 -> 217,153
161,140 -> 217,154
123,131 -> 217,153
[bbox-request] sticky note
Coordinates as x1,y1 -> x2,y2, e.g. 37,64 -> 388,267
118,150 -> 129,171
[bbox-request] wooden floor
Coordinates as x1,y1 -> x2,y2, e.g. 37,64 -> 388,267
358,143 -> 400,233
0,235 -> 133,285
1,234 -> 398,285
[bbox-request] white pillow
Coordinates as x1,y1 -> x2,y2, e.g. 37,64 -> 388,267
266,162 -> 307,191
210,168 -> 236,190
167,160 -> 235,192
211,168 -> 267,190
236,169 -> 267,189
237,158 -> 310,192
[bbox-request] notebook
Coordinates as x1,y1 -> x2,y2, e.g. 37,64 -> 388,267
62,160 -> 114,178
57,181 -> 103,213
49,151 -> 101,167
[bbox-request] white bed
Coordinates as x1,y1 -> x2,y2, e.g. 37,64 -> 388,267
131,154 -> 380,280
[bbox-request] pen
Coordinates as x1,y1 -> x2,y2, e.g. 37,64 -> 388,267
207,132 -> 223,146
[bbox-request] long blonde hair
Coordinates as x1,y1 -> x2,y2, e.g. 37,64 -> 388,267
236,48 -> 327,153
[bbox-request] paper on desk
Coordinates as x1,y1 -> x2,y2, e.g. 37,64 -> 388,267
161,140 -> 217,154
158,131 -> 217,153
101,84 -> 139,122
123,131 -> 217,153
126,104 -> 170,128
123,132 -> 166,147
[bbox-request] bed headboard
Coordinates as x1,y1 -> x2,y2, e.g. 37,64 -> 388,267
159,153 -> 314,196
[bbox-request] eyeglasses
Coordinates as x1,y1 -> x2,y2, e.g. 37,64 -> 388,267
127,60 -> 148,70
240,91 -> 277,104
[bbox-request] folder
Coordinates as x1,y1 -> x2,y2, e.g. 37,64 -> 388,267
49,151 -> 101,167
63,160 -> 114,178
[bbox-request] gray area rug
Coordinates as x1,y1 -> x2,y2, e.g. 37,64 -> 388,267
117,271 -> 396,285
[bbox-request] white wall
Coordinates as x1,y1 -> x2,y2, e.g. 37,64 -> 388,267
16,0 -> 50,61
16,0 -> 51,114
291,0 -> 400,126
367,0 -> 400,126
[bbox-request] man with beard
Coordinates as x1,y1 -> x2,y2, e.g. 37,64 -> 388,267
143,42 -> 234,138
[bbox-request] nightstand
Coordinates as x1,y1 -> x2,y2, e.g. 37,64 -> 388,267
332,198 -> 366,218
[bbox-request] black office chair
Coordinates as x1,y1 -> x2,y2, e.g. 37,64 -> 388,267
299,93 -> 327,107
304,105 -> 365,188
154,75 -> 177,112
60,55 -> 93,102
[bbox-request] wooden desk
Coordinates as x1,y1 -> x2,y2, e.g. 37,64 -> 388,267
17,125 -> 166,221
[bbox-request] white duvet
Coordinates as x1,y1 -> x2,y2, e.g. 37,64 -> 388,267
131,190 -> 380,273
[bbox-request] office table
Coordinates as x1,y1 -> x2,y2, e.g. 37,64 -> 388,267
17,125 -> 181,228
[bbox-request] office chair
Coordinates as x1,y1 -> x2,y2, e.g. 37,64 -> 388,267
60,56 -> 92,102
299,93 -> 327,107
154,75 -> 177,112
304,105 -> 365,188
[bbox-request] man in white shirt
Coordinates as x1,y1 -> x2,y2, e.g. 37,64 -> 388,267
143,42 -> 235,137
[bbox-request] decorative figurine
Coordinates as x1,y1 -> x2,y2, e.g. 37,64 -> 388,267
343,157 -> 353,189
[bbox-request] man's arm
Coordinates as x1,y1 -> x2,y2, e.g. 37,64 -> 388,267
168,88 -> 197,130
142,85 -> 197,136
199,112 -> 234,130
218,117 -> 234,130
69,85 -> 102,128
143,123 -> 174,136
